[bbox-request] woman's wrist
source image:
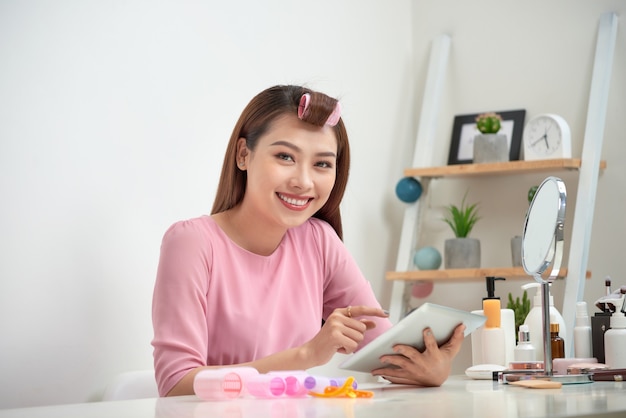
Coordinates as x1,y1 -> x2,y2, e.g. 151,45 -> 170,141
297,343 -> 322,369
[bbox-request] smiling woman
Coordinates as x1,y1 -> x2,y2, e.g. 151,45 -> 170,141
151,85 -> 466,398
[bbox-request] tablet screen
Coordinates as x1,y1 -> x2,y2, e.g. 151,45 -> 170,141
339,303 -> 486,373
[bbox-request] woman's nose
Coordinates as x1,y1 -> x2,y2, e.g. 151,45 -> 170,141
290,166 -> 313,189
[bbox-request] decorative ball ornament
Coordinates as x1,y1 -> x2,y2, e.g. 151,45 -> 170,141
395,177 -> 422,203
411,282 -> 434,299
413,246 -> 442,270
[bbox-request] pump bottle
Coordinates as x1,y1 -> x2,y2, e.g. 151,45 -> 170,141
521,282 -> 566,361
481,277 -> 506,366
472,278 -> 515,366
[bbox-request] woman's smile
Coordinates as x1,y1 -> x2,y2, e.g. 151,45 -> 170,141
277,192 -> 313,211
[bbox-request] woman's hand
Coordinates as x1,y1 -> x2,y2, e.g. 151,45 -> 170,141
302,306 -> 388,367
372,323 -> 466,387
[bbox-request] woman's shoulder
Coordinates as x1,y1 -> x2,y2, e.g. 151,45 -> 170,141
161,215 -> 217,246
288,218 -> 343,253
298,217 -> 338,239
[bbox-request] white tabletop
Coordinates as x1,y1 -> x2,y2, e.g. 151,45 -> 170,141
1,376 -> 626,418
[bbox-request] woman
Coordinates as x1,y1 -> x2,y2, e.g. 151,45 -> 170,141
151,85 -> 465,397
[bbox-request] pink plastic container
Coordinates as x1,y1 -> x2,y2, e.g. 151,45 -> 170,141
193,367 -> 259,400
246,374 -> 286,398
268,371 -> 309,397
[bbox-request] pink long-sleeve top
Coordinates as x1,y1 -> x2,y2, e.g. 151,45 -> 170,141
151,215 -> 392,396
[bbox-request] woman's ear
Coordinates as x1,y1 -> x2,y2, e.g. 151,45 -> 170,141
236,138 -> 249,169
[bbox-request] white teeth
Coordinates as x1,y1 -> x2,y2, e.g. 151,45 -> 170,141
278,194 -> 308,206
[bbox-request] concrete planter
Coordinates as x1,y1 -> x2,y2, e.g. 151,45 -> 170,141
444,238 -> 481,269
511,235 -> 523,267
473,133 -> 508,163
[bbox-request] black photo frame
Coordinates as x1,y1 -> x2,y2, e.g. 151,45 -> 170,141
447,109 -> 526,165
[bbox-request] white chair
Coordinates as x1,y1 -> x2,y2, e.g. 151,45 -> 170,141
102,370 -> 159,401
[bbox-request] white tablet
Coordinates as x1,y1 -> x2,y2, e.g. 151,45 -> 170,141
339,303 -> 486,373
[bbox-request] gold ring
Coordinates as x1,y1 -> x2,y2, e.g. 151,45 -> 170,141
347,306 -> 352,318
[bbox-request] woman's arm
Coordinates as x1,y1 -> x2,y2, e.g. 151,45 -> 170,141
166,305 -> 389,396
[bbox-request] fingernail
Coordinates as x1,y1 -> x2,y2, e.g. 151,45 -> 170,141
382,310 -> 390,316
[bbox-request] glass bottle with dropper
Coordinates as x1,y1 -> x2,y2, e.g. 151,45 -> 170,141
514,324 -> 536,361
550,323 -> 565,360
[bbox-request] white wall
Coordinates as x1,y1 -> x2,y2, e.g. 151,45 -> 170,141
0,0 -> 623,409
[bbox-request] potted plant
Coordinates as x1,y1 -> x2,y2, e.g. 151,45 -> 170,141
442,192 -> 481,268
506,290 -> 531,341
511,185 -> 539,266
473,112 -> 508,163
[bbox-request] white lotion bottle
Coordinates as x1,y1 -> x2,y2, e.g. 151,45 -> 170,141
604,313 -> 626,368
574,301 -> 593,359
522,282 -> 567,361
472,277 -> 515,366
514,324 -> 536,362
481,277 -> 506,366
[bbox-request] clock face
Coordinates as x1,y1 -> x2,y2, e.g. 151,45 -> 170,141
523,114 -> 572,160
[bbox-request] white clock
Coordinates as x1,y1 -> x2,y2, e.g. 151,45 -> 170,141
522,114 -> 572,160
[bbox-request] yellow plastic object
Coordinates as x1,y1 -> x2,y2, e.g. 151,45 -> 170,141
308,377 -> 374,399
483,298 -> 501,328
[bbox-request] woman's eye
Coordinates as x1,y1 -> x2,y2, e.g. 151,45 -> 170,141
277,153 -> 294,162
316,161 -> 334,169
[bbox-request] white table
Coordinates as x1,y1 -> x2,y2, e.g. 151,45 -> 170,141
2,376 -> 626,418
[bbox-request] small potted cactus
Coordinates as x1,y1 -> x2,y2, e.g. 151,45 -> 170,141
473,112 -> 509,163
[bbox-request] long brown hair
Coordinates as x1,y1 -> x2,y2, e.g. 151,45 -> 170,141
211,85 -> 350,239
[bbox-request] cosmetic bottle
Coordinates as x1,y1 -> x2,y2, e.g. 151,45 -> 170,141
513,324 -> 536,362
193,367 -> 260,400
550,323 -> 565,360
521,282 -> 567,361
574,301 -> 593,358
481,277 -> 506,366
604,311 -> 626,368
472,277 -> 515,366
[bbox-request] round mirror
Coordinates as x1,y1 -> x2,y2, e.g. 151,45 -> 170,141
522,176 -> 566,283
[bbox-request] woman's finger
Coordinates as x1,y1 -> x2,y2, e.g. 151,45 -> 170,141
422,327 -> 438,352
440,324 -> 466,356
340,305 -> 389,319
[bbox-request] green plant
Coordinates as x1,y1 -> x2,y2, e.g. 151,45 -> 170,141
442,192 -> 481,238
507,290 -> 531,340
528,185 -> 538,204
475,112 -> 502,134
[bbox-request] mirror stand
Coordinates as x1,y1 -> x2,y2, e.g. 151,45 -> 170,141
502,177 -> 592,385
540,281 -> 553,376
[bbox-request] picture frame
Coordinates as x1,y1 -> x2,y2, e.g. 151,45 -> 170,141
447,109 -> 526,165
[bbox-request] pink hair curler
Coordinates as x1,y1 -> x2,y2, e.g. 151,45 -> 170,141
193,367 -> 259,401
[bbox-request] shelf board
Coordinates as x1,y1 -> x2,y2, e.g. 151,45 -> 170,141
404,158 -> 607,179
385,267 -> 592,283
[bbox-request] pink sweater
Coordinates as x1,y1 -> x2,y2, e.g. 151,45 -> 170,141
151,216 -> 391,396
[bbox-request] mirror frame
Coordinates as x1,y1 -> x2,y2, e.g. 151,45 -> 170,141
521,176 -> 567,283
